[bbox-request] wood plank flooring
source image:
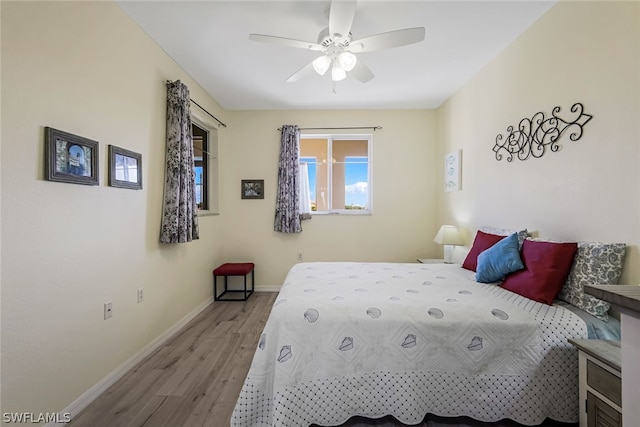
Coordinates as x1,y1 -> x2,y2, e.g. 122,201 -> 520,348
70,293 -> 277,427
69,293 -> 576,427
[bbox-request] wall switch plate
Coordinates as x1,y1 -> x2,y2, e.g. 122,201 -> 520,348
297,252 -> 303,261
104,301 -> 113,320
137,288 -> 144,303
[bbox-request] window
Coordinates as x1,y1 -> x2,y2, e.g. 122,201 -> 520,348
193,123 -> 208,210
300,134 -> 372,214
192,121 -> 219,214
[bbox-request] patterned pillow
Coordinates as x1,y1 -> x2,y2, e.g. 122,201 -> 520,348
558,242 -> 626,321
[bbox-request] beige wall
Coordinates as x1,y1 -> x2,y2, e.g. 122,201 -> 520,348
221,110 -> 439,288
436,1 -> 640,285
1,0 -> 226,417
2,0 -> 639,422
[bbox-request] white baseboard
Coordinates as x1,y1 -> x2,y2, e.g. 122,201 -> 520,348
254,286 -> 281,293
46,296 -> 214,427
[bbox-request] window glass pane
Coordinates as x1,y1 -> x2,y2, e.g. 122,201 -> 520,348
344,156 -> 368,210
195,165 -> 203,206
300,157 -> 317,211
300,136 -> 370,214
331,139 -> 369,211
192,123 -> 208,211
300,138 -> 330,212
316,161 -> 329,211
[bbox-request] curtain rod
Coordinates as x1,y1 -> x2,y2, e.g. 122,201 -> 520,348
165,80 -> 227,128
191,99 -> 227,128
277,126 -> 382,131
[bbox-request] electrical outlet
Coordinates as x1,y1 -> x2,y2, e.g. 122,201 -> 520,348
297,252 -> 303,261
104,302 -> 113,320
137,288 -> 144,303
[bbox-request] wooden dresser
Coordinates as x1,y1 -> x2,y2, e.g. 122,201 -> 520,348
584,285 -> 640,426
569,339 -> 622,427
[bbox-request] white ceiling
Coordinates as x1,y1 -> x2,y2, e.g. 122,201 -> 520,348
116,0 -> 556,110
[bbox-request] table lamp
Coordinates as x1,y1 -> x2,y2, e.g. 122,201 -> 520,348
433,225 -> 464,264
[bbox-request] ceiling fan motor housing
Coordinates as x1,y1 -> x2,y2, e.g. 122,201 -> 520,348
317,27 -> 351,48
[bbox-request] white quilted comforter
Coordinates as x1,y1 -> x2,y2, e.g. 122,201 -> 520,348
231,262 -> 587,426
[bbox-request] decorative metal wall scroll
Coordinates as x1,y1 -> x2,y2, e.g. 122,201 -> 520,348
493,103 -> 592,162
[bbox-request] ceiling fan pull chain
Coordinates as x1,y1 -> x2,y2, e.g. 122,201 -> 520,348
332,81 -> 337,94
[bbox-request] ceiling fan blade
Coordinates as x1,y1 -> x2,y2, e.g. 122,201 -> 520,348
329,0 -> 357,42
249,34 -> 324,52
349,27 -> 426,53
350,60 -> 374,83
286,61 -> 316,83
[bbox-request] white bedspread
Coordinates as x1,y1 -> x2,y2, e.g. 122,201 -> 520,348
232,262 -> 588,426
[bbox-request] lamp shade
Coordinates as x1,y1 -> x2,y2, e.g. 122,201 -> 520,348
331,64 -> 347,81
337,51 -> 357,71
433,225 -> 464,246
312,55 -> 331,75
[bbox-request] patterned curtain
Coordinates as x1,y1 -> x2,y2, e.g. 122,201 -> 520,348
159,80 -> 199,243
274,125 -> 307,233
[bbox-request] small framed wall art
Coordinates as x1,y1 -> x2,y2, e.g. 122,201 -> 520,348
444,149 -> 462,192
108,145 -> 143,190
241,179 -> 264,199
45,127 -> 99,185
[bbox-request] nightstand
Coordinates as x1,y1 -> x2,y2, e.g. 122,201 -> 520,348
417,258 -> 445,264
568,339 -> 622,427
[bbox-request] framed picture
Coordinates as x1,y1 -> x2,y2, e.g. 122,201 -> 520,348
444,149 -> 462,192
108,145 -> 143,190
45,127 -> 99,185
241,179 -> 264,199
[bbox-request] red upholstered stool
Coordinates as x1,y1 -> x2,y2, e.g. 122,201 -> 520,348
213,263 -> 254,301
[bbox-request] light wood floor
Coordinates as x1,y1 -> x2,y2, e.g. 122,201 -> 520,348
70,293 -> 277,427
69,293 -> 577,427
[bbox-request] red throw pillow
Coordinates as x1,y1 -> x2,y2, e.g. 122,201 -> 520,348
501,239 -> 578,305
462,231 -> 506,272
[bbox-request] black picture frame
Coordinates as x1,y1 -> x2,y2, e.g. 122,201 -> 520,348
108,145 -> 143,190
45,127 -> 99,186
241,179 -> 264,199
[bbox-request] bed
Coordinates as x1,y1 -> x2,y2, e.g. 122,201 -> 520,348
231,233 -> 624,427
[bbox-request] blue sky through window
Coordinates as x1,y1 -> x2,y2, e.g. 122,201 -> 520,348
195,166 -> 203,204
344,157 -> 368,207
301,156 -> 368,208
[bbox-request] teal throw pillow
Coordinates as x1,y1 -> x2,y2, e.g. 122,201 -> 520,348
476,232 -> 524,283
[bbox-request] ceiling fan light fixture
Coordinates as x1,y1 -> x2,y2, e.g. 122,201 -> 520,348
249,0 -> 427,85
337,51 -> 357,71
331,63 -> 347,81
312,55 -> 332,75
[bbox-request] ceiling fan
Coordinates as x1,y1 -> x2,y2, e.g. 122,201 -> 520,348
249,0 -> 426,84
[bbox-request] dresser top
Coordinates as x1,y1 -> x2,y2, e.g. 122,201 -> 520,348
568,339 -> 621,372
585,285 -> 640,315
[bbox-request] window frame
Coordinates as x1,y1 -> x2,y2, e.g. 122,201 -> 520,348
191,113 -> 219,216
300,133 -> 373,216
193,126 -> 208,211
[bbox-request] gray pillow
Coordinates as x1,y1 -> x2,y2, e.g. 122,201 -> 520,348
558,242 -> 626,321
479,226 -> 528,248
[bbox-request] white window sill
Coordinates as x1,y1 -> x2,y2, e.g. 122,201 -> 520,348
311,211 -> 372,216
